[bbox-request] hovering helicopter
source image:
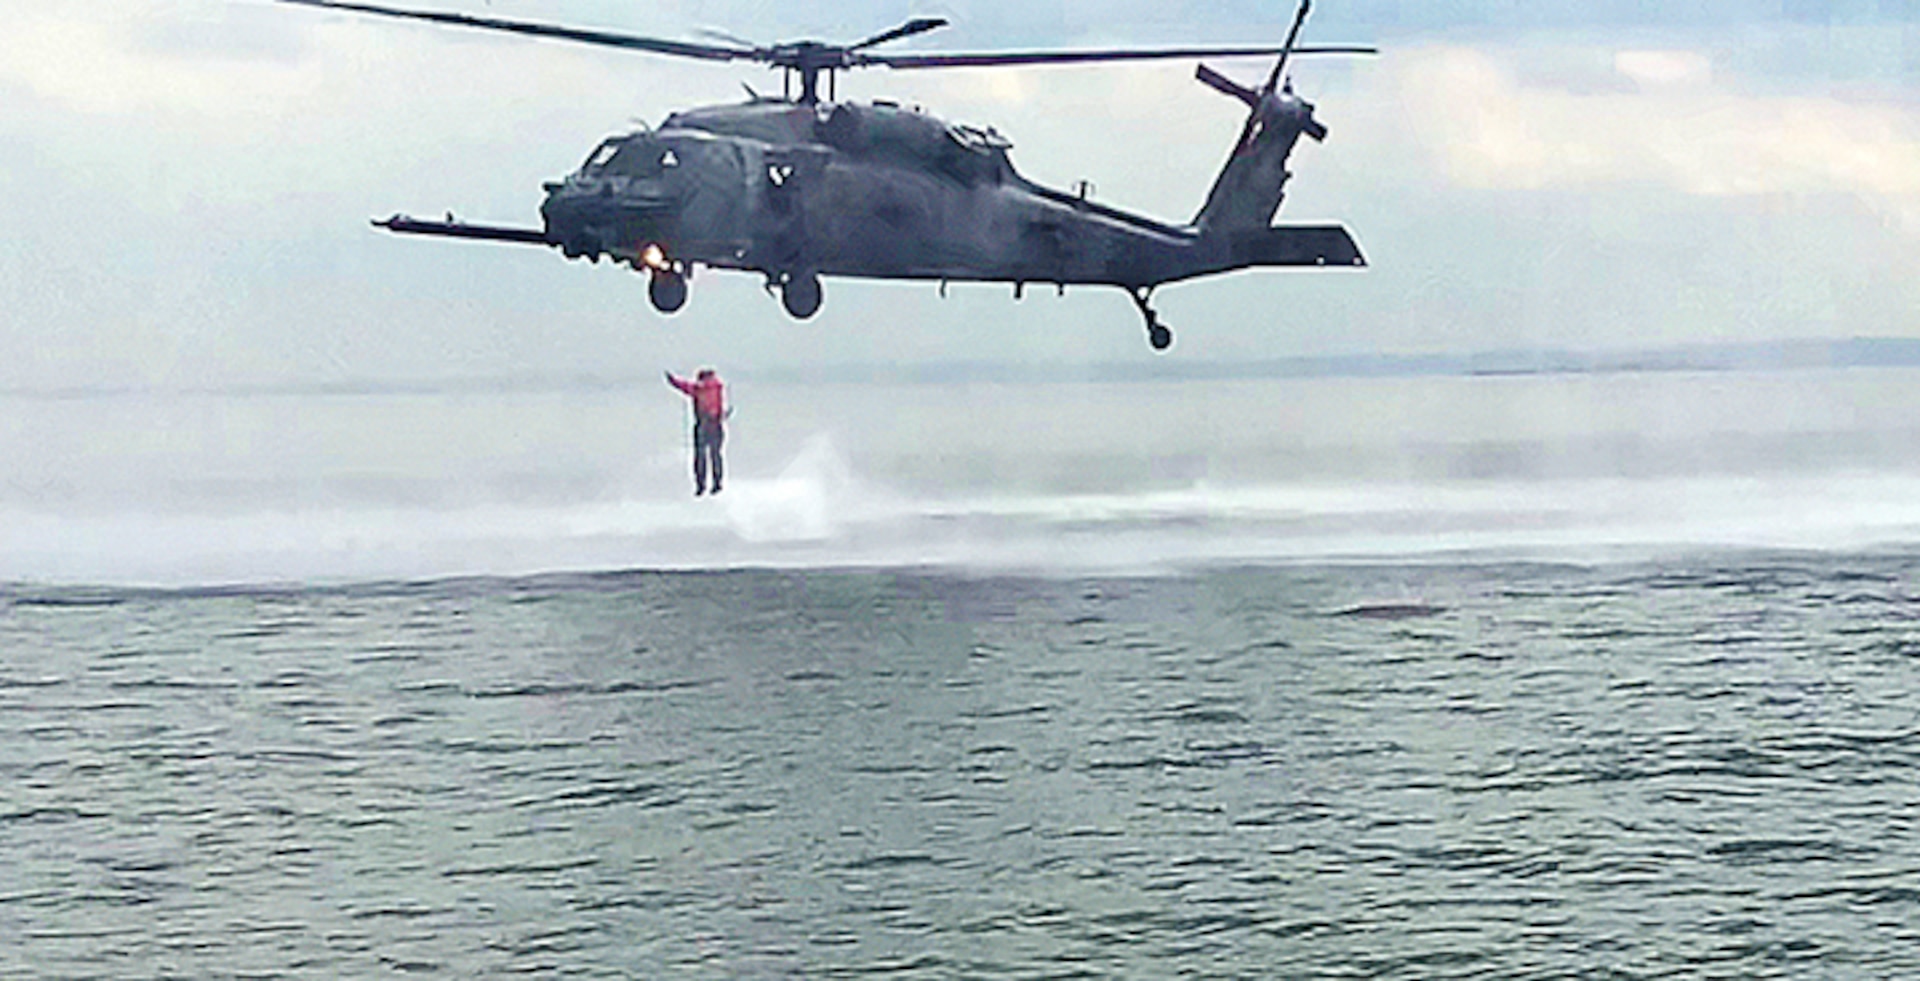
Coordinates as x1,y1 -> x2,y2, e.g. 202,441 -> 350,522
279,0 -> 1376,350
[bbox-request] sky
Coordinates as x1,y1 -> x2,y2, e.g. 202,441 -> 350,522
2,0 -> 1918,389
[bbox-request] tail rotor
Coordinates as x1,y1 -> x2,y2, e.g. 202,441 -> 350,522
1262,0 -> 1315,96
1191,0 -> 1359,234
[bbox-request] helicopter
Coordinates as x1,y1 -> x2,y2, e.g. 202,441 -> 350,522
279,0 -> 1376,351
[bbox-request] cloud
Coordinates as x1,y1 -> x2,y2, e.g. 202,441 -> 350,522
1397,44 -> 1920,230
0,2 -> 311,118
1613,49 -> 1713,89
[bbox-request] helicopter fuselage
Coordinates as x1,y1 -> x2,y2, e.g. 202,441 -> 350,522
534,98 -> 1352,292
293,0 -> 1372,350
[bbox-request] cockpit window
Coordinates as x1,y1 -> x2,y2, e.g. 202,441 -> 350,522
584,140 -> 621,170
583,137 -> 668,177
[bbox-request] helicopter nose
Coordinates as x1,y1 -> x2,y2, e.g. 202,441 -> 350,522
541,177 -> 685,262
541,177 -> 595,215
541,182 -> 603,259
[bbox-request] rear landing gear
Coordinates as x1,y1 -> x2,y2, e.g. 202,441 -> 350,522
1129,287 -> 1173,352
779,272 -> 823,320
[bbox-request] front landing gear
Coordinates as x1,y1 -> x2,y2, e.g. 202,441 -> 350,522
1129,287 -> 1173,352
648,269 -> 688,314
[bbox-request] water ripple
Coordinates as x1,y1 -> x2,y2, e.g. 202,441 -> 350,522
5,559 -> 1920,977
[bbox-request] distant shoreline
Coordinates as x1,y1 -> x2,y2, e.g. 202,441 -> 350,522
759,336 -> 1920,385
6,337 -> 1920,400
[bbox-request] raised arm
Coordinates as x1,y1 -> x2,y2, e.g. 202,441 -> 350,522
665,371 -> 694,395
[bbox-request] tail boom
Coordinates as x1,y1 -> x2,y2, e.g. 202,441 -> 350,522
1148,223 -> 1366,287
1225,223 -> 1364,269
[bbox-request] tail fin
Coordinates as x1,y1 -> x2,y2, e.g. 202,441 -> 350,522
1191,1 -> 1331,236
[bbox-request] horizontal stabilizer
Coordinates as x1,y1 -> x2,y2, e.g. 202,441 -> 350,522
373,214 -> 554,246
1196,64 -> 1258,107
1233,224 -> 1365,267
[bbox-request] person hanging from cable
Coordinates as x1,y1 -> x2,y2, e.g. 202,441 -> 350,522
665,367 -> 728,496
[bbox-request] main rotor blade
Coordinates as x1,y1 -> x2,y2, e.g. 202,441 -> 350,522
863,44 -> 1376,70
695,27 -> 762,49
277,0 -> 755,62
1264,0 -> 1315,93
850,17 -> 949,52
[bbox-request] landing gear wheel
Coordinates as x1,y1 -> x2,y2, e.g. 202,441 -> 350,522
649,270 -> 688,314
1127,286 -> 1174,353
782,273 -> 823,320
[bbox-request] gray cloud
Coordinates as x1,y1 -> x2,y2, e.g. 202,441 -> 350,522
128,2 -> 312,64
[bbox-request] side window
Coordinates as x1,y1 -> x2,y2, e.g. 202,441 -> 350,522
764,149 -> 799,190
605,142 -> 666,178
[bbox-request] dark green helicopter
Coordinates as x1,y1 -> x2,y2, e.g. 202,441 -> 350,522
280,0 -> 1375,350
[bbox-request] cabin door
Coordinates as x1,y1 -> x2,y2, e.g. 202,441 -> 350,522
755,148 -> 818,274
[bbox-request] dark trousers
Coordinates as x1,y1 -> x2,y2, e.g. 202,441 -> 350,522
693,417 -> 725,493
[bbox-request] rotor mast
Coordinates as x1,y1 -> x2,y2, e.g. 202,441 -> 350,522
775,42 -> 843,105
774,18 -> 953,105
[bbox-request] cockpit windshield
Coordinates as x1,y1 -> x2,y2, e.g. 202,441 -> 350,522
583,140 -> 621,171
581,135 -> 670,178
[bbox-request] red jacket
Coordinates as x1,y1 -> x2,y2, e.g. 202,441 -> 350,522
668,372 -> 726,422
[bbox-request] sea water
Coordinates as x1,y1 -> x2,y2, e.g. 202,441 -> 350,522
4,369 -> 1920,977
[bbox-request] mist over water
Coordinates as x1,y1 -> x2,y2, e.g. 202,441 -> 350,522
7,368 -> 1920,584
